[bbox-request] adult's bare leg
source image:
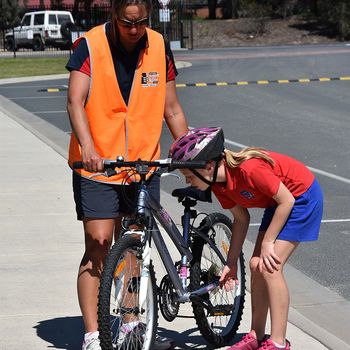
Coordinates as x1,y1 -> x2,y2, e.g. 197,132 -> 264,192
78,217 -> 118,332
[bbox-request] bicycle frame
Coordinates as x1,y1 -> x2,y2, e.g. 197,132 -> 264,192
132,180 -> 226,304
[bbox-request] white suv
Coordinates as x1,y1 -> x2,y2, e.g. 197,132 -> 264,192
5,10 -> 75,51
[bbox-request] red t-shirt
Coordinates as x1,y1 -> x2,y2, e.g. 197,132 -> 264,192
212,151 -> 314,209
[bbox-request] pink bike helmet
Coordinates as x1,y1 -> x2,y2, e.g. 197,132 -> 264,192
169,127 -> 224,162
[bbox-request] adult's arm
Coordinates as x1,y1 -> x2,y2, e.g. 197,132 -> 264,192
66,70 -> 103,172
163,80 -> 188,139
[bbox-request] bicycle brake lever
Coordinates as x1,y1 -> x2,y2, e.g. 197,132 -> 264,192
88,169 -> 117,179
105,168 -> 117,177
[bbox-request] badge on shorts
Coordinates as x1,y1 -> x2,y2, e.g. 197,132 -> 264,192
141,72 -> 159,87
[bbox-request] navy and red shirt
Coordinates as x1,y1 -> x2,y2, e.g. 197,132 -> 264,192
66,22 -> 178,105
212,152 -> 315,209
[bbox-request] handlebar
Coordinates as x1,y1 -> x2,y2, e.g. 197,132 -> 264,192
73,158 -> 206,172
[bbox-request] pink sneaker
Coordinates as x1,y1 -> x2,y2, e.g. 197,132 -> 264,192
258,339 -> 291,349
227,333 -> 259,350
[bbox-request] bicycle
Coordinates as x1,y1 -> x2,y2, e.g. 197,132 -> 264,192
74,157 -> 246,350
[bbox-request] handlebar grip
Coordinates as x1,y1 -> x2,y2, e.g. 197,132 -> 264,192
171,160 -> 206,169
73,161 -> 83,169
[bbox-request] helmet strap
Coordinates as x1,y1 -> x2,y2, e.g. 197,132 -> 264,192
191,159 -> 220,187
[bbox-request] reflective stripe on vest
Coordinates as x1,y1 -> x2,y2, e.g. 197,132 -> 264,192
68,25 -> 166,183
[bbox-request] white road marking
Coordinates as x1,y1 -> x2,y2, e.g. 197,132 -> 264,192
32,110 -> 66,114
9,96 -> 66,99
224,137 -> 350,185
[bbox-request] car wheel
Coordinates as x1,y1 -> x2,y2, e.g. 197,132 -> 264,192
6,37 -> 16,51
33,36 -> 45,51
60,21 -> 76,44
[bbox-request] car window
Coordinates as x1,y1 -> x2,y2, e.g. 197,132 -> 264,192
49,14 -> 57,25
57,14 -> 72,24
21,15 -> 31,26
34,14 -> 44,25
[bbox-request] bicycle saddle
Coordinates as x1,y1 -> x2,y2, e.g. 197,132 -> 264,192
172,186 -> 212,203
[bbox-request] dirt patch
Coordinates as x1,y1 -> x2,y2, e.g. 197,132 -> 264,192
193,17 -> 339,48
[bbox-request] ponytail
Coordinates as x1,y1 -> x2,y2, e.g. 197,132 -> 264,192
224,147 -> 274,169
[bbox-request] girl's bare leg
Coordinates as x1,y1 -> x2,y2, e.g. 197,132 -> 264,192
262,239 -> 298,345
249,231 -> 269,341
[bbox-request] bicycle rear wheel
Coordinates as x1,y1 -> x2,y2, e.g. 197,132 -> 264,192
98,234 -> 157,350
190,213 -> 245,347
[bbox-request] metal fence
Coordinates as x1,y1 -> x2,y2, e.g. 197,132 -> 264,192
0,2 -> 193,58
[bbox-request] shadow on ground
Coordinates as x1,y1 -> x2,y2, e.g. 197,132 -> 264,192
34,316 -> 84,349
289,19 -> 337,39
34,317 -> 244,349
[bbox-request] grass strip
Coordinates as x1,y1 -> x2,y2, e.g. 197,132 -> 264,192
0,57 -> 69,78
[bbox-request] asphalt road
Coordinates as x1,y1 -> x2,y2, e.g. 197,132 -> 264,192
0,43 -> 349,306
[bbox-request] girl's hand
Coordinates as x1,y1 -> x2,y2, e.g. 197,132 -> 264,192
219,264 -> 239,291
259,241 -> 281,273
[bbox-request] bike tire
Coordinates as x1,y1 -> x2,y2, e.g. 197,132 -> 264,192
190,213 -> 246,347
98,234 -> 157,350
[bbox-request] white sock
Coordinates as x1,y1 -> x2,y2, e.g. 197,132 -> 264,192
122,320 -> 140,332
84,331 -> 99,341
272,340 -> 286,348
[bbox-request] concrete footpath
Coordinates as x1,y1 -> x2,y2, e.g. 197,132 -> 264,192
0,97 -> 349,350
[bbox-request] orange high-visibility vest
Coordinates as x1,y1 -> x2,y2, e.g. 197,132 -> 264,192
68,25 -> 166,183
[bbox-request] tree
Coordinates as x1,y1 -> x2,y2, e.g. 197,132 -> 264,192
318,0 -> 350,40
208,0 -> 217,19
0,0 -> 20,28
221,0 -> 240,19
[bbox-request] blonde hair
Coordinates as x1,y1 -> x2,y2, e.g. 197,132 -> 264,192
224,147 -> 274,169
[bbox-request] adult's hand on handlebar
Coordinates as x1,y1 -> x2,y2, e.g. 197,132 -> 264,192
81,145 -> 104,173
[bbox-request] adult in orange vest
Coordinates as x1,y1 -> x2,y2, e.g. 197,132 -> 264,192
66,0 -> 188,348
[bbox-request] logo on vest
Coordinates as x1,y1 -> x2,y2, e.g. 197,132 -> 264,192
141,72 -> 159,87
240,190 -> 255,200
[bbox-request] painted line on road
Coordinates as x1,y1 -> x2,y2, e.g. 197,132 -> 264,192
31,110 -> 67,114
32,76 -> 350,93
176,76 -> 350,88
307,166 -> 350,185
8,96 -> 66,100
249,218 -> 350,226
217,134 -> 350,185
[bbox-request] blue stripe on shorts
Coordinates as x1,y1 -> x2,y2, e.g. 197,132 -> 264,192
259,179 -> 323,242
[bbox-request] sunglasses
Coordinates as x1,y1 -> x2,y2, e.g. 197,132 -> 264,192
117,17 -> 149,28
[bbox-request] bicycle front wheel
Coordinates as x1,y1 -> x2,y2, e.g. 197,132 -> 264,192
190,213 -> 246,347
98,234 -> 157,350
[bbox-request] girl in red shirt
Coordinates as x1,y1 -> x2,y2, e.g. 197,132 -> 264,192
168,127 -> 323,350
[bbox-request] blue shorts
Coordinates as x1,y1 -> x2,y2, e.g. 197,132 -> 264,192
73,172 -> 160,220
259,179 -> 323,242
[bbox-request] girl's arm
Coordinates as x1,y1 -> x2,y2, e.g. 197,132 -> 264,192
259,182 -> 295,272
67,70 -> 103,173
219,205 -> 250,290
164,80 -> 188,139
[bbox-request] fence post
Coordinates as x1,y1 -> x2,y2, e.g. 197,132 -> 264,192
12,28 -> 16,59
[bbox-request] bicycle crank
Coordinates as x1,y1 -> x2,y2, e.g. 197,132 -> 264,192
158,275 -> 180,321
